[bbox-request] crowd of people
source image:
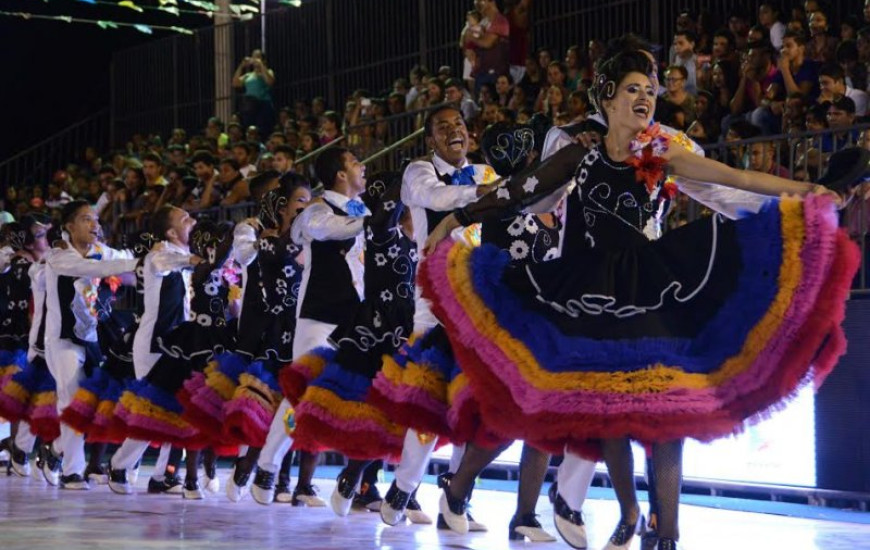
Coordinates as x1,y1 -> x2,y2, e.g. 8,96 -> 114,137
0,3 -> 868,550
4,1 -> 870,244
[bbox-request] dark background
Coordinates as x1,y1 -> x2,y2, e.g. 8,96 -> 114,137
0,0 -> 212,160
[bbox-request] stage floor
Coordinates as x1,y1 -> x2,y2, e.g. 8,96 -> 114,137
1,466 -> 869,550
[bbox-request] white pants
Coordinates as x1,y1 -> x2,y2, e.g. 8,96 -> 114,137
257,318 -> 336,473
113,344 -> 174,474
46,339 -> 87,477
14,421 -> 37,454
557,448 -> 598,510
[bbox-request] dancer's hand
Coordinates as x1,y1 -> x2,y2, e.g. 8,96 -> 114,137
425,213 -> 461,255
810,184 -> 845,208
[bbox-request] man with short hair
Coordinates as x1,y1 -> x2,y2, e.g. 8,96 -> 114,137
232,142 -> 257,177
185,150 -> 221,211
818,62 -> 868,116
671,30 -> 699,93
823,95 -> 861,151
445,78 -> 480,121
167,144 -> 187,168
748,141 -> 790,178
142,153 -> 168,189
251,147 -> 369,507
272,144 -> 296,176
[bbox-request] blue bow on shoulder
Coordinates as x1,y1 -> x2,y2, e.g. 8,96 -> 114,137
87,253 -> 103,261
451,165 -> 476,186
345,199 -> 367,217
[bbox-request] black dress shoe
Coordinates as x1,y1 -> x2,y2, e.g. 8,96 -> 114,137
657,538 -> 677,550
509,513 -> 557,542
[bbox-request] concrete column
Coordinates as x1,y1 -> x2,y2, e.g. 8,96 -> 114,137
214,0 -> 233,122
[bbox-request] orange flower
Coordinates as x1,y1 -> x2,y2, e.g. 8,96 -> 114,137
626,145 -> 668,194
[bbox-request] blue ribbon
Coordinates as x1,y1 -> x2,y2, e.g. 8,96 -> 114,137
345,199 -> 367,217
451,166 -> 476,186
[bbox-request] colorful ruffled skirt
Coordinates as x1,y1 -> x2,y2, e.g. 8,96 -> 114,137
61,365 -> 130,444
0,356 -> 60,441
0,348 -> 26,390
280,302 -> 412,460
407,195 -> 858,452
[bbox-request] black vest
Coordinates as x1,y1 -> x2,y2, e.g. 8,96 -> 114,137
298,200 -> 361,326
58,275 -> 80,342
424,166 -> 461,236
149,271 -> 187,353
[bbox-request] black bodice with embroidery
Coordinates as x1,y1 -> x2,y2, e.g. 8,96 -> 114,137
0,256 -> 32,347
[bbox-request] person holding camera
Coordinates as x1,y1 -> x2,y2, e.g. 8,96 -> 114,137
233,50 -> 276,140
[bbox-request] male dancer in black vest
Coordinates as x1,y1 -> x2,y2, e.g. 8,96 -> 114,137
251,147 -> 368,506
108,205 -> 201,496
380,105 -> 495,528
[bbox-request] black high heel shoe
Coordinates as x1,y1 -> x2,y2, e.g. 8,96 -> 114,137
602,513 -> 644,550
657,538 -> 677,550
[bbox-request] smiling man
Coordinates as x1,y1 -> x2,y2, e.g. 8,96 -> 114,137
379,104 -> 495,528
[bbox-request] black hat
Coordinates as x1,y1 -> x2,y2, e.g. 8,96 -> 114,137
480,122 -> 537,178
817,147 -> 870,194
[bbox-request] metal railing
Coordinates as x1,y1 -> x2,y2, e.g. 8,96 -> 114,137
0,109 -> 109,190
109,0 -> 863,147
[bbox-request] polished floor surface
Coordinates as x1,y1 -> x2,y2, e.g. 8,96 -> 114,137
1,466 -> 869,550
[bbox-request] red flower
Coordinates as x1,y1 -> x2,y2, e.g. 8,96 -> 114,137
105,275 -> 122,294
661,181 -> 678,200
626,145 -> 668,195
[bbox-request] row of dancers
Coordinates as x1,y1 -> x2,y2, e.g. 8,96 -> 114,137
1,43 -> 863,550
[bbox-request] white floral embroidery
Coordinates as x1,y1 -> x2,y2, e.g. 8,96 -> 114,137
380,290 -> 393,302
507,218 -> 525,237
204,282 -> 219,296
496,186 -> 511,200
375,253 -> 388,266
522,176 -> 539,194
373,312 -> 382,328
281,331 -> 293,344
258,239 -> 274,253
271,305 -> 284,315
524,216 -> 539,234
383,200 -> 396,211
196,314 -> 213,327
409,249 -> 419,262
509,240 -> 530,260
387,244 -> 401,259
283,265 -> 296,278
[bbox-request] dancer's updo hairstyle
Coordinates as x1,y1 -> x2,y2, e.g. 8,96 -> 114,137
589,51 -> 655,122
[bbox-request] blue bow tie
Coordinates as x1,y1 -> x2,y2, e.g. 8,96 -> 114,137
451,165 -> 476,186
345,199 -> 367,217
87,253 -> 103,261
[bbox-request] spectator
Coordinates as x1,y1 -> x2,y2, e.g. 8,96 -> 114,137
168,127 -> 187,147
671,30 -> 699,93
460,0 -> 510,93
841,15 -> 862,42
542,85 -> 567,120
565,44 -> 590,91
481,102 -> 500,125
758,3 -> 786,50
227,122 -> 244,144
319,111 -> 342,145
774,30 -> 820,101
167,144 -> 187,168
662,65 -> 697,126
504,0 -> 531,83
823,95 -> 860,151
731,41 -> 779,122
311,96 -> 326,117
406,64 -> 430,109
232,142 -> 257,177
818,63 -> 869,116
807,9 -> 838,63
508,85 -> 528,111
567,90 -> 589,121
45,183 -> 72,210
445,78 -> 480,121
587,39 -> 606,70
537,46 -> 553,70
787,17 -> 810,36
272,144 -> 295,176
461,9 -> 484,88
185,150 -> 221,211
250,170 -> 281,204
783,91 -> 809,133
837,40 -> 868,91
728,7 -> 752,52
517,56 -> 544,102
494,73 -> 514,106
219,158 -> 250,206
748,24 -> 770,46
94,166 -> 117,217
385,92 -> 405,117
534,61 -> 567,112
0,199 -> 14,227
710,60 -> 740,119
748,140 -> 790,178
725,119 -> 762,168
205,117 -> 229,150
142,152 -> 168,189
425,77 -> 446,106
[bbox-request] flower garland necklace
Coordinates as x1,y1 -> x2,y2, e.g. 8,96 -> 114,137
624,123 -> 678,202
